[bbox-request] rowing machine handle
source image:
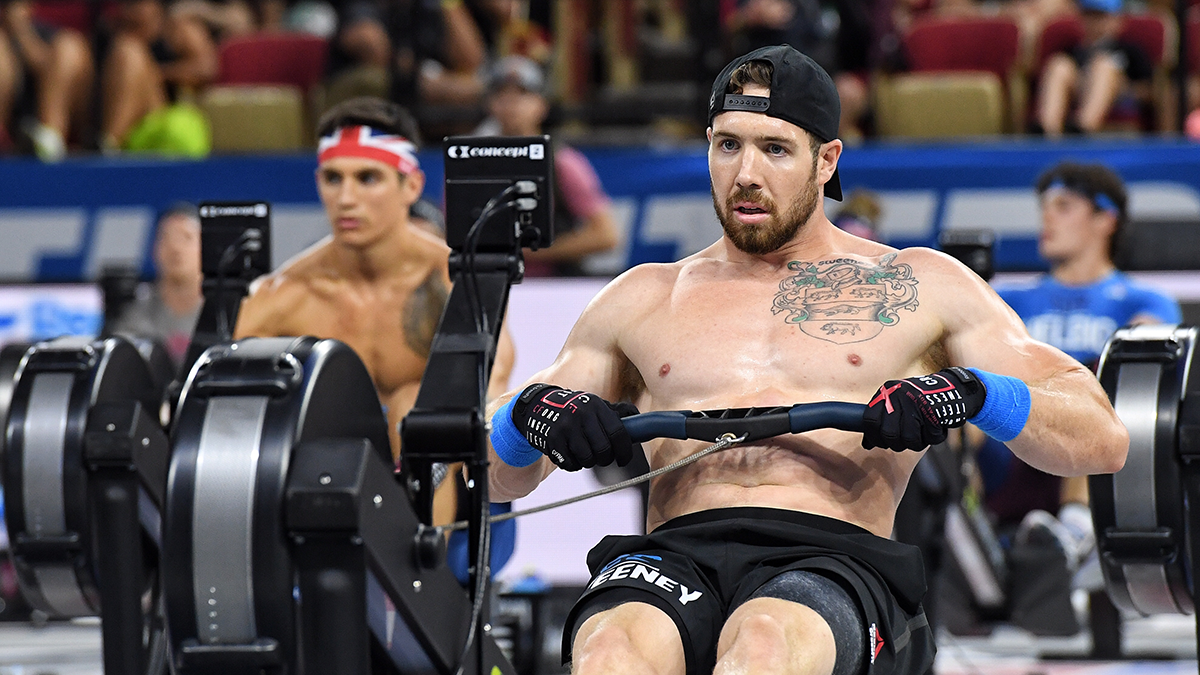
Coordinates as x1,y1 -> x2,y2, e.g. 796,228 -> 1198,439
621,402 -> 866,444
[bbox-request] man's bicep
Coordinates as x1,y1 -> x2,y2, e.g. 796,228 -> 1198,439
945,289 -> 1089,384
517,309 -> 629,401
524,342 -> 629,402
510,266 -> 655,401
940,272 -> 1079,381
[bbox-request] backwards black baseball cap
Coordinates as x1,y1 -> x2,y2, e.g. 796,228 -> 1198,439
708,44 -> 843,201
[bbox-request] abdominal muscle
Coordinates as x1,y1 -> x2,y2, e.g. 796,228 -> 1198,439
643,430 -> 921,538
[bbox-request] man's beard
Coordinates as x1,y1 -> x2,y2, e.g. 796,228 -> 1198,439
712,170 -> 821,255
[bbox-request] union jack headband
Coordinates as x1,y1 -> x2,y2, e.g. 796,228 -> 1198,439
317,125 -> 420,174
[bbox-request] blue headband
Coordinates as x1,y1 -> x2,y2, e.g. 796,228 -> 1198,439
1046,179 -> 1119,215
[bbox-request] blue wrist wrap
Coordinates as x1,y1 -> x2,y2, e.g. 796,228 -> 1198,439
967,368 -> 1031,443
490,397 -> 543,467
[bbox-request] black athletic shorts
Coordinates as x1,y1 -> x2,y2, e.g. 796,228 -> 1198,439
563,507 -> 936,675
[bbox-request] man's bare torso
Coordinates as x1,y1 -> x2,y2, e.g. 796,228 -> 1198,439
615,245 -> 947,537
235,234 -> 449,457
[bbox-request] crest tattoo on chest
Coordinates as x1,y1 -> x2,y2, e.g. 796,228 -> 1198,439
771,254 -> 919,344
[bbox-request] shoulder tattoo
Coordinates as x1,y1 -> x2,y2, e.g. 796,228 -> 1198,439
402,272 -> 450,358
771,253 -> 919,344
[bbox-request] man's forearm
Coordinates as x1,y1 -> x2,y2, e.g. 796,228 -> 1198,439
1004,366 -> 1128,477
489,447 -> 551,501
486,393 -> 552,501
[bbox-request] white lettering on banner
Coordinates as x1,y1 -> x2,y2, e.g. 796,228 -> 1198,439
1127,183 -> 1200,219
869,191 -> 939,239
0,285 -> 103,344
3,182 -> 1197,284
580,197 -> 637,276
640,194 -> 724,260
1025,313 -> 1119,356
0,204 -> 333,282
0,209 -> 86,278
944,183 -> 1200,238
944,189 -> 1041,235
271,204 -> 332,266
87,207 -> 153,278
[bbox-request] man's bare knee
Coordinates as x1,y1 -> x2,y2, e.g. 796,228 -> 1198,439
108,34 -> 153,71
716,599 -> 836,675
573,603 -> 684,675
51,31 -> 93,74
1042,54 -> 1079,86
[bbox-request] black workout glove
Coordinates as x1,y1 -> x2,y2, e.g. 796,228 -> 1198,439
510,383 -> 639,472
862,367 -> 986,452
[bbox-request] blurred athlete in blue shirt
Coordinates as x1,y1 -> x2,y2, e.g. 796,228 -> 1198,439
998,161 -> 1180,368
984,161 -> 1180,565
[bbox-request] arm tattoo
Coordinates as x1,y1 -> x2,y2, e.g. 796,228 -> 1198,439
771,253 -> 919,344
402,273 -> 450,358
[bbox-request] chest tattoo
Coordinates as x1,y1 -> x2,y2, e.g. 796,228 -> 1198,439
771,253 -> 919,344
402,273 -> 449,358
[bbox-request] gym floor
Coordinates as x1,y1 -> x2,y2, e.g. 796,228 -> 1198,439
1,615 -> 1197,675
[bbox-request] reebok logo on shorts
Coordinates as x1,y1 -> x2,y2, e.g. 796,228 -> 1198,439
590,555 -> 704,606
868,623 -> 884,663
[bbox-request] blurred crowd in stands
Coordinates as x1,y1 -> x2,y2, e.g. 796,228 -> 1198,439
0,0 -> 1198,161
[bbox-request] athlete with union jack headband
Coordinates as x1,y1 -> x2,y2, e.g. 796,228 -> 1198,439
232,99 -> 517,582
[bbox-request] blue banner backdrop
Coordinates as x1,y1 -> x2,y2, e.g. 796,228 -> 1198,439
0,137 -> 1196,281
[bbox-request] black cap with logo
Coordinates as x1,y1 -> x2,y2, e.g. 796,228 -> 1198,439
708,44 -> 843,200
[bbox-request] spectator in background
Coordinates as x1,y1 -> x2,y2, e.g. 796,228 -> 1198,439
169,0 -> 258,40
724,0 -> 872,140
466,0 -> 551,65
476,56 -> 618,276
0,1 -> 95,161
110,203 -> 204,368
1035,0 -> 1151,137
327,0 -> 488,110
100,0 -> 216,157
172,0 -> 335,37
981,161 -> 1180,570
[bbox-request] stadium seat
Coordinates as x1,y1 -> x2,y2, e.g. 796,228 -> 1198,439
201,86 -> 307,153
315,66 -> 390,119
1118,12 -> 1176,131
211,34 -> 328,151
1190,15 -> 1200,74
31,1 -> 93,34
1031,12 -> 1176,131
217,33 -> 329,93
1033,16 -> 1086,75
874,72 -> 1007,139
875,16 -> 1022,138
904,16 -> 1023,79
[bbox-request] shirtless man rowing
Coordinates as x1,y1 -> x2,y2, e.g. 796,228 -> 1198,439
485,46 -> 1127,675
234,97 -> 514,527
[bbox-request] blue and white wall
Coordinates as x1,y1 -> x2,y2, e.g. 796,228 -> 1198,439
0,138 -> 1197,281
